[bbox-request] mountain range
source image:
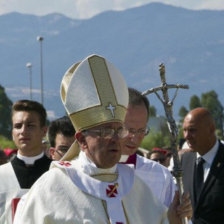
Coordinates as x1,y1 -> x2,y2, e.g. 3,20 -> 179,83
0,3 -> 224,120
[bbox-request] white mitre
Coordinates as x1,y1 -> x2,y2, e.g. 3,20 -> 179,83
60,54 -> 129,161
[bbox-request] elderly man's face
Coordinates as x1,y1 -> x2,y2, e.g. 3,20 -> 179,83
78,122 -> 125,168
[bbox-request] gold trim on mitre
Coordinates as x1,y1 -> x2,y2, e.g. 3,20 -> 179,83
60,140 -> 80,161
69,55 -> 128,130
61,62 -> 80,106
60,54 -> 128,161
62,55 -> 128,131
69,104 -> 127,131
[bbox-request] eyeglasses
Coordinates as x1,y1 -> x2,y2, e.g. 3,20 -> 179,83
151,158 -> 165,163
56,145 -> 70,153
55,149 -> 64,158
51,145 -> 69,158
82,127 -> 129,139
126,127 -> 150,137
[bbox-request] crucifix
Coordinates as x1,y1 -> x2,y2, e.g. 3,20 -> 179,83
142,63 -> 189,224
106,103 -> 116,118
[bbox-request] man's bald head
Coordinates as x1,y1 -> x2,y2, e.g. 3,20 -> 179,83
185,108 -> 215,127
183,107 -> 216,155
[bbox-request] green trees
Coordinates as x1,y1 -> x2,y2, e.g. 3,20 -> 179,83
0,135 -> 16,149
178,106 -> 188,123
148,105 -> 157,117
189,95 -> 201,110
201,91 -> 223,137
142,90 -> 224,152
0,85 -> 13,139
178,90 -> 224,139
141,105 -> 170,151
141,127 -> 170,150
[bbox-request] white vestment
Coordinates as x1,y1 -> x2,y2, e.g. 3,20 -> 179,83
135,154 -> 176,207
0,163 -> 29,224
14,152 -> 168,224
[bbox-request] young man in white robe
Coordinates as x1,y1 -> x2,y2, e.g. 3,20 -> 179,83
120,88 -> 176,207
0,100 -> 51,224
14,54 -> 192,224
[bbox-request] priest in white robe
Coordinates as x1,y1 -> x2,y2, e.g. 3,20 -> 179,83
0,100 -> 51,224
119,88 -> 176,207
14,54 -> 192,224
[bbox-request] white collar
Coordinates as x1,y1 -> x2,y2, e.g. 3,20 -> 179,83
54,161 -> 134,224
17,151 -> 44,165
52,151 -> 135,224
119,154 -> 129,162
197,139 -> 219,166
73,150 -> 117,176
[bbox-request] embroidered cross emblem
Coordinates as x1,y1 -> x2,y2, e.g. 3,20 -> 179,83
59,161 -> 71,167
106,103 -> 116,118
106,183 -> 118,198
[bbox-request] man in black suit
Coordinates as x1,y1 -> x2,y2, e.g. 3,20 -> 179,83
181,107 -> 224,224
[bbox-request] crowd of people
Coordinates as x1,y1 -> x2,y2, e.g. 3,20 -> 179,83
0,54 -> 223,224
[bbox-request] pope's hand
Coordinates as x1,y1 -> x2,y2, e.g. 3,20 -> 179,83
167,191 -> 192,224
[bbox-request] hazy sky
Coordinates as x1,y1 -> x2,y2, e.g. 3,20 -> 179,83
0,0 -> 224,19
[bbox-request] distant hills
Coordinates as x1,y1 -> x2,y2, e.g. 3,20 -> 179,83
0,3 -> 224,120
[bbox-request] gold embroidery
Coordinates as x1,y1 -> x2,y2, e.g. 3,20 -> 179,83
91,173 -> 118,182
122,200 -> 130,224
101,199 -> 129,224
107,183 -> 119,197
102,200 -> 110,224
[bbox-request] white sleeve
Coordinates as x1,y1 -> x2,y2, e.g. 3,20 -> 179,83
163,171 -> 176,207
13,181 -> 48,224
13,193 -> 28,224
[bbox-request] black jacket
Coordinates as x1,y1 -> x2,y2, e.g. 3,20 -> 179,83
11,154 -> 52,189
181,141 -> 224,224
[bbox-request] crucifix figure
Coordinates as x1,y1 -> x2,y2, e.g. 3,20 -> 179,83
106,103 -> 116,118
142,63 -> 189,224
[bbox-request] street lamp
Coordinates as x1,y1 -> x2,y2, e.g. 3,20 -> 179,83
37,36 -> 44,105
26,62 -> 32,100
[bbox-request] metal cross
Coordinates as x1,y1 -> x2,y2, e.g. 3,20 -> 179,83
106,103 -> 116,118
142,63 -> 189,224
